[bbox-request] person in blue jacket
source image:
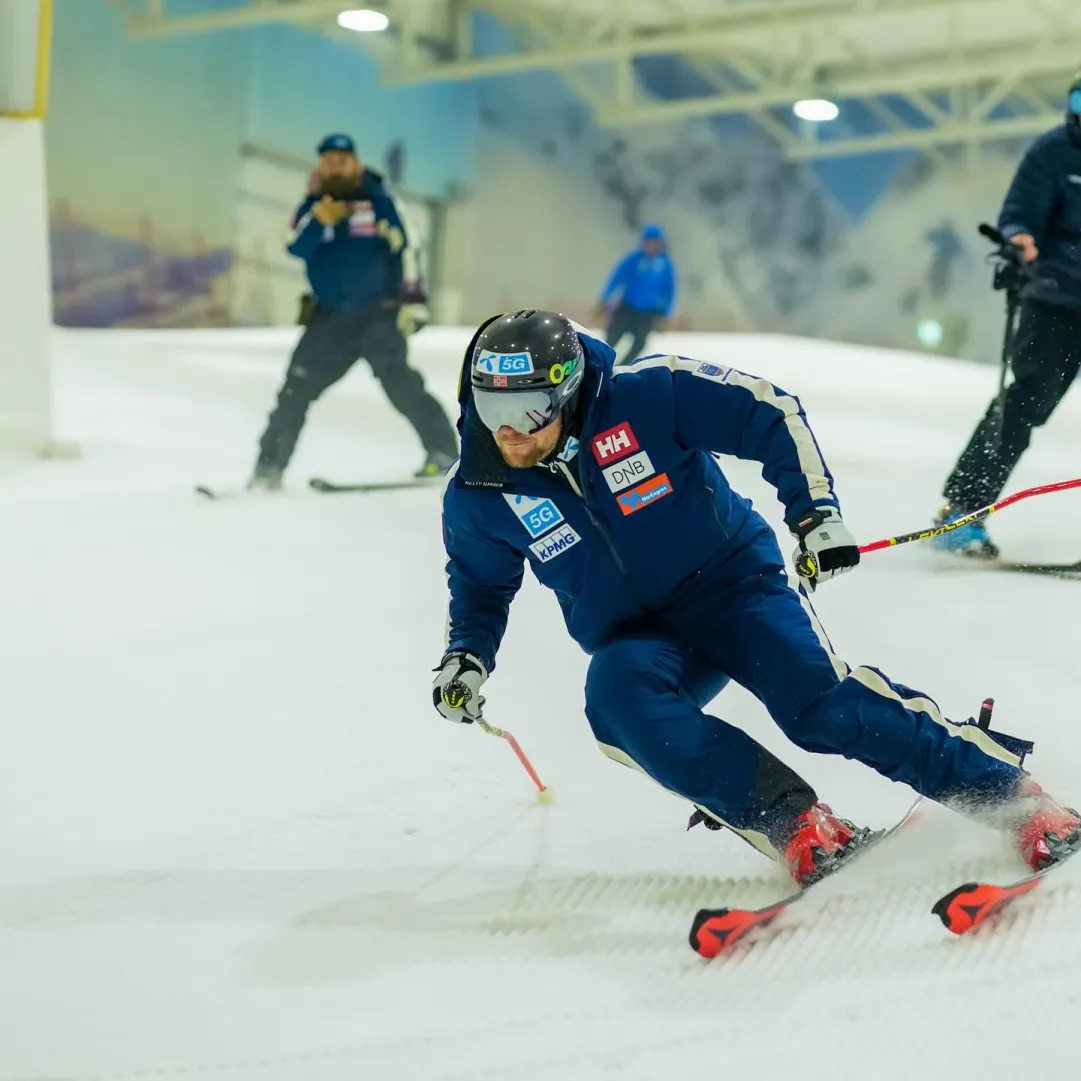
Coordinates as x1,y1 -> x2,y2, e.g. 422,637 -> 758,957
597,224 -> 676,365
249,134 -> 458,489
433,308 -> 1079,885
935,71 -> 1081,556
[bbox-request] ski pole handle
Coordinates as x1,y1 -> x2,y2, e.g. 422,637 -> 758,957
859,477 -> 1081,555
476,718 -> 550,801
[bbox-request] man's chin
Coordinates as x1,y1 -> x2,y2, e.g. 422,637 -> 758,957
498,448 -> 544,469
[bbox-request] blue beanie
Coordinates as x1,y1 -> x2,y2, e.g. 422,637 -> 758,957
317,133 -> 356,155
641,222 -> 665,241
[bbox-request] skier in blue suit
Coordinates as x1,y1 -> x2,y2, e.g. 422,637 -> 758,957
434,309 -> 1079,883
598,224 -> 676,365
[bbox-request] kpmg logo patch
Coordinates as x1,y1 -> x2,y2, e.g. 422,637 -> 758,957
529,524 -> 581,563
601,450 -> 655,493
695,362 -> 732,382
618,473 -> 673,516
591,423 -> 639,464
503,493 -> 565,538
477,350 -> 534,376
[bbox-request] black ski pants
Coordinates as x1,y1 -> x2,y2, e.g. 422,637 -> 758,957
605,303 -> 659,366
943,299 -> 1081,511
255,304 -> 458,476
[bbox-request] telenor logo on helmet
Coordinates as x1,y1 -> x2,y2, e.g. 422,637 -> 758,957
477,350 -> 534,376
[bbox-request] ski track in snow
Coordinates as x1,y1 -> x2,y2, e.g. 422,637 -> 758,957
1,328 -> 1080,1080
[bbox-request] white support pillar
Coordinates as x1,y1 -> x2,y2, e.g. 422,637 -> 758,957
0,0 -> 55,458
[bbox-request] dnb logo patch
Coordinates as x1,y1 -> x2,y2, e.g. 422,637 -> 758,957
529,524 -> 581,563
477,350 -> 534,376
601,450 -> 654,493
591,422 -> 639,465
503,493 -> 565,538
618,473 -> 673,516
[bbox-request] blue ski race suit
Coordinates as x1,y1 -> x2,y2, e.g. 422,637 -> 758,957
440,331 -> 1027,854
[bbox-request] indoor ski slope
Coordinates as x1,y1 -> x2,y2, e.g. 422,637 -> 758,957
2,327 -> 1081,1081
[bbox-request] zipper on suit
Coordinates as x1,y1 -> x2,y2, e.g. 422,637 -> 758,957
554,459 -> 630,578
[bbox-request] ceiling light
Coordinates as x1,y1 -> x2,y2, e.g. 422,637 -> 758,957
337,9 -> 390,32
792,98 -> 839,122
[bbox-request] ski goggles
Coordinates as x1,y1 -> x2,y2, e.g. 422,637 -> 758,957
1071,88 -> 1081,115
472,387 -> 560,435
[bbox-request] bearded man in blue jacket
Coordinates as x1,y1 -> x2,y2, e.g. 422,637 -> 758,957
433,309 -> 1079,884
249,134 -> 458,489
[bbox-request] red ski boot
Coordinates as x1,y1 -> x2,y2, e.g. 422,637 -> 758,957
782,802 -> 868,887
1011,780 -> 1081,872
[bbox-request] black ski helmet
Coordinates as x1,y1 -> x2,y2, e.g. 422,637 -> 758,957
469,310 -> 585,435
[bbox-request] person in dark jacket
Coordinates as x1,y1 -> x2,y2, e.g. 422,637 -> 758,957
249,134 -> 458,489
432,309 -> 1080,891
596,223 -> 676,365
934,73 -> 1081,556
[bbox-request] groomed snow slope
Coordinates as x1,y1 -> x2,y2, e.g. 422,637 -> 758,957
1,327 -> 1080,1081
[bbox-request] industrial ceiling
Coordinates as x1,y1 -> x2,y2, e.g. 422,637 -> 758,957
111,0 -> 1081,160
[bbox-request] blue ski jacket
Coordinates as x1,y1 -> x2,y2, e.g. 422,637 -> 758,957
600,226 -> 677,316
441,332 -> 840,672
287,170 -> 414,312
998,116 -> 1081,309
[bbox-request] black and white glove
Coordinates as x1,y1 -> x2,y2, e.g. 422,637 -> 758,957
395,282 -> 430,337
792,508 -> 860,591
432,651 -> 488,723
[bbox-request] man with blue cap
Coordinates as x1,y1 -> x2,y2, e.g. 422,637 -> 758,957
933,71 -> 1081,556
596,223 -> 677,365
249,134 -> 458,488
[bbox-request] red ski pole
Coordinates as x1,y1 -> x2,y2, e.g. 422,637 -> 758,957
859,477 -> 1081,555
476,718 -> 551,803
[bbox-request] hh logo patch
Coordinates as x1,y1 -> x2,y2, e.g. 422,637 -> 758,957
503,493 -> 565,538
618,473 -> 673,515
477,350 -> 534,376
529,524 -> 581,563
602,450 -> 655,493
592,423 -> 639,464
695,362 -> 732,382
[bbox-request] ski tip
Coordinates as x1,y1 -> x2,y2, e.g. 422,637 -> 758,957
689,904 -> 785,958
931,878 -> 1041,935
308,477 -> 334,492
689,907 -> 733,959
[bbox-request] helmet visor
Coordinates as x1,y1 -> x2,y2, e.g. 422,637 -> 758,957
1070,88 -> 1081,115
472,387 -> 558,435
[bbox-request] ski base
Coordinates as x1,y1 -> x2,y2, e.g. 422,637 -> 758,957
931,845 -> 1081,936
690,797 -> 923,959
992,558 -> 1081,580
308,475 -> 442,494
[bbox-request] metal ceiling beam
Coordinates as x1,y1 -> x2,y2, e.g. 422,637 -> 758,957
386,0 -> 1009,84
595,44 -> 1080,126
123,0 -> 350,38
786,110 -> 1060,160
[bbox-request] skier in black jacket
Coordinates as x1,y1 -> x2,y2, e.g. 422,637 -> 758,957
935,72 -> 1081,556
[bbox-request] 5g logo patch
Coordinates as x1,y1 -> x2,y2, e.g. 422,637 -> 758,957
503,493 -> 565,538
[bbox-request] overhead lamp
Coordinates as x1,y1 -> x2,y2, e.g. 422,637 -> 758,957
792,98 -> 839,122
337,8 -> 390,32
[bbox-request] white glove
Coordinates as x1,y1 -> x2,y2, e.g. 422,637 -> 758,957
792,508 -> 860,591
432,651 -> 488,723
397,301 -> 429,337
